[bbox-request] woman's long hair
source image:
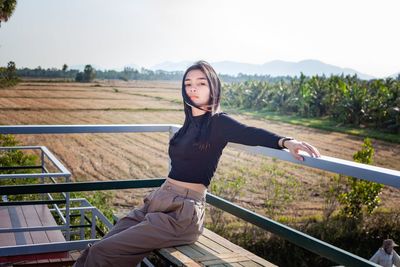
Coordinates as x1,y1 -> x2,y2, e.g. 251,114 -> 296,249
169,60 -> 222,150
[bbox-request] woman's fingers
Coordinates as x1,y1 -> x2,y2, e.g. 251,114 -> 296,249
301,141 -> 321,157
288,141 -> 321,161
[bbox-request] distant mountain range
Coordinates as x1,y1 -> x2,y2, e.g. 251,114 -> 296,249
70,63 -> 140,72
150,59 -> 376,80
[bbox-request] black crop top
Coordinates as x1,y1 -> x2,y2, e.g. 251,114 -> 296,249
168,112 -> 285,187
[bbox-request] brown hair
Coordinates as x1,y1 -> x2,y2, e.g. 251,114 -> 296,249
169,60 -> 222,150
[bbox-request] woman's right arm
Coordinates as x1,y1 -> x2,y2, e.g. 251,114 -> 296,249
216,113 -> 284,149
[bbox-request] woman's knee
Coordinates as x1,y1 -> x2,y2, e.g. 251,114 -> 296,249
87,240 -> 111,258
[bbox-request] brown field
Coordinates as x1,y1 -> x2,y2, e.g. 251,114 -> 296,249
1,80 -> 399,220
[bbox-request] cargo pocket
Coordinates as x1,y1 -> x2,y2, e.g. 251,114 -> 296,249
143,188 -> 159,205
191,201 -> 205,234
177,199 -> 198,230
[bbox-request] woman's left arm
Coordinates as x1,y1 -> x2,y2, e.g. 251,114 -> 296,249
279,138 -> 321,161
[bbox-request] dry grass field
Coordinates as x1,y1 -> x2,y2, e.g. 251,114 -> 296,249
1,80 -> 399,220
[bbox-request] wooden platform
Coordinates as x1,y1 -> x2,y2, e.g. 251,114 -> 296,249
156,228 -> 277,267
0,205 -> 69,265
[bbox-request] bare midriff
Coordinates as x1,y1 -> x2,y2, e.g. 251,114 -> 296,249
166,177 -> 207,194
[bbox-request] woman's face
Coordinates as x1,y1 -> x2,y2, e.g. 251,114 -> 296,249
384,244 -> 394,254
184,69 -> 211,109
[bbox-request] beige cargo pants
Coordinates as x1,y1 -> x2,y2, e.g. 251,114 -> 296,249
73,179 -> 206,267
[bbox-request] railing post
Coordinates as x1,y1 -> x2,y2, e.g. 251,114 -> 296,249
80,205 -> 85,240
40,148 -> 46,200
65,173 -> 71,241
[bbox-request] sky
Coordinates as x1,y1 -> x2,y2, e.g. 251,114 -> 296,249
0,0 -> 399,78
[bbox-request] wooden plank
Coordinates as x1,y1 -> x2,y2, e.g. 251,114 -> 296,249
15,206 -> 34,245
189,241 -> 220,256
202,229 -> 249,253
158,227 -> 277,267
158,247 -> 202,267
224,263 -> 242,267
34,205 -> 65,243
202,256 -> 251,265
198,235 -> 231,254
1,205 -> 68,265
201,229 -> 276,267
21,205 -> 50,263
237,260 -> 263,267
0,206 -> 17,247
246,255 -> 277,267
21,205 -> 49,244
193,252 -> 252,262
176,245 -> 205,259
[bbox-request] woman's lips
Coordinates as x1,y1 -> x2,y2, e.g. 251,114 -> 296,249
190,96 -> 199,99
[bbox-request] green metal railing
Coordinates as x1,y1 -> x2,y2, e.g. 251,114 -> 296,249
1,124 -> 398,266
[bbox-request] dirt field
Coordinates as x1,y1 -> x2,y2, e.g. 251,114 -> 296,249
1,80 -> 399,219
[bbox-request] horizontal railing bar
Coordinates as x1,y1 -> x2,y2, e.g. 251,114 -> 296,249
1,124 -> 399,189
0,146 -> 42,150
51,206 -> 96,212
0,173 -> 69,179
41,146 -> 71,175
0,199 -> 65,206
0,239 -> 98,257
206,193 -> 379,267
0,179 -> 165,195
0,225 -> 67,234
0,165 -> 42,170
0,124 -> 181,134
229,143 -> 400,188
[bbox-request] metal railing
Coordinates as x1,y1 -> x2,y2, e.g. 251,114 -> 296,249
1,124 -> 399,266
0,146 -> 72,240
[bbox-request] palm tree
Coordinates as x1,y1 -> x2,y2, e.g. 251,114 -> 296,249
0,0 -> 17,27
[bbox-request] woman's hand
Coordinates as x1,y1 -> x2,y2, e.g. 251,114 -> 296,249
284,139 -> 321,161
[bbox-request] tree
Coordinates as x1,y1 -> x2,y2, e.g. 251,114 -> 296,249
6,61 -> 16,79
0,61 -> 18,88
75,64 -> 96,82
62,64 -> 68,72
0,0 -> 17,27
83,64 -> 95,82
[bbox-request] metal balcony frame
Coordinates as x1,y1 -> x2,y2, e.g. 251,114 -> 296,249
1,124 -> 399,266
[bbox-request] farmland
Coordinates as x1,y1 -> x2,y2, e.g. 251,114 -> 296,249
1,80 -> 399,218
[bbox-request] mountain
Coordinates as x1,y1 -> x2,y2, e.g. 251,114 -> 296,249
149,59 -> 375,79
151,61 -> 193,72
70,63 -> 140,72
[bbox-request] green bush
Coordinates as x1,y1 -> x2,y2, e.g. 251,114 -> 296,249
0,134 -> 39,196
337,138 -> 384,219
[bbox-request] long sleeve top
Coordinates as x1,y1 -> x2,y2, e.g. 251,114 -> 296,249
370,248 -> 400,267
168,112 -> 284,187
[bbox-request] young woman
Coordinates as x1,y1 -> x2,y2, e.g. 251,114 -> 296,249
73,60 -> 321,267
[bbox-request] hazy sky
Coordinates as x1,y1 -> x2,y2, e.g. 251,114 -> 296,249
0,0 -> 399,77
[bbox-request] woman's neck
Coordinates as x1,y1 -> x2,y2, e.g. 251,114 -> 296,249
191,107 -> 207,117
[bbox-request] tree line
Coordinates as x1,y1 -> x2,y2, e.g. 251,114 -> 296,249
15,64 -> 297,83
16,64 -> 184,82
222,73 -> 400,134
